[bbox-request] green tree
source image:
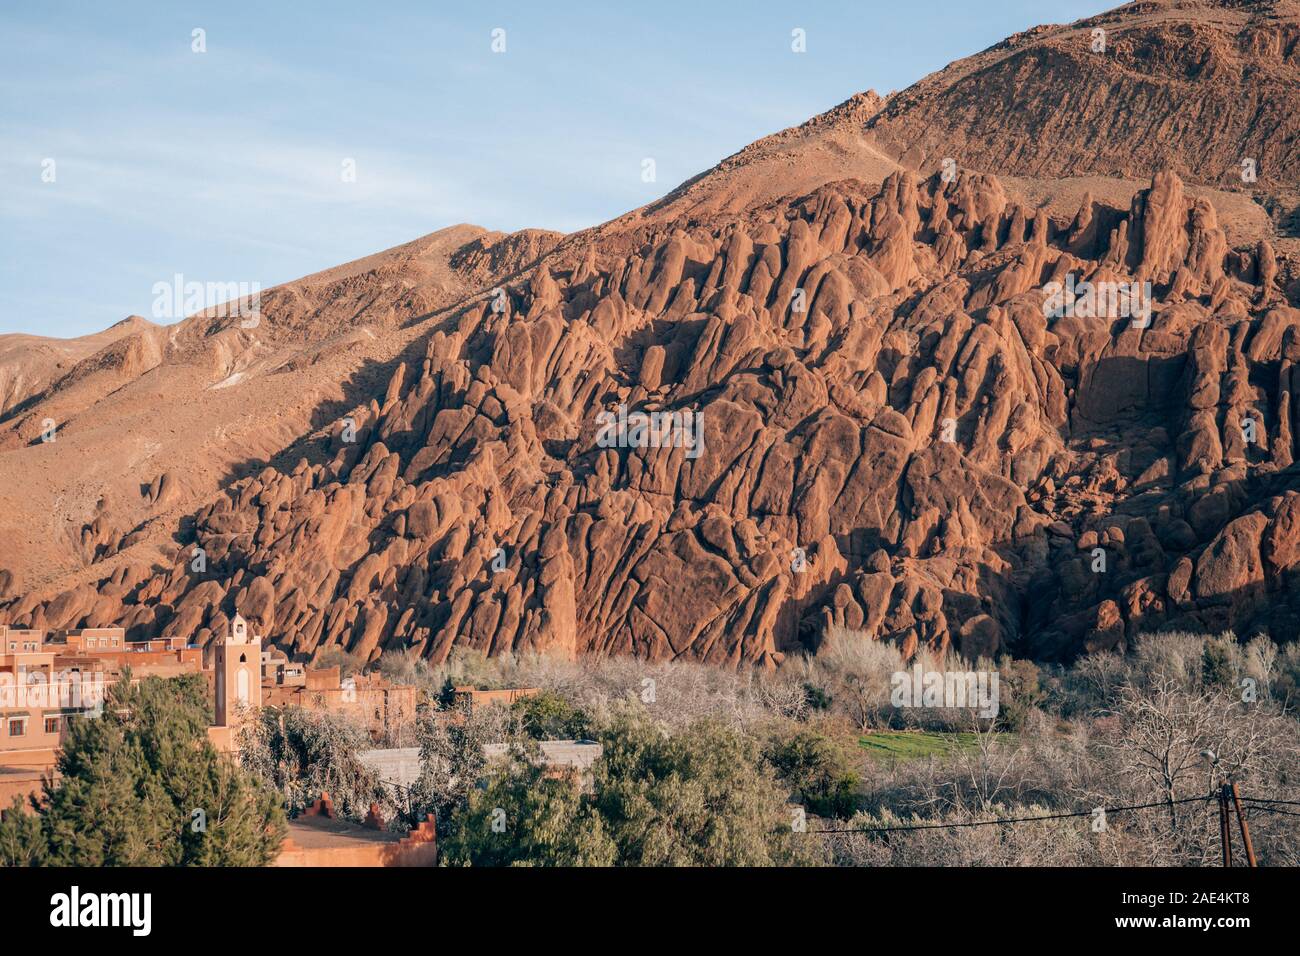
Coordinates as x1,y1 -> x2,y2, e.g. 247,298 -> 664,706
512,690 -> 590,740
764,728 -> 861,818
438,706 -> 825,866
17,672 -> 285,866
440,746 -> 616,866
176,752 -> 292,865
1201,635 -> 1239,691
0,797 -> 47,866
589,709 -> 822,866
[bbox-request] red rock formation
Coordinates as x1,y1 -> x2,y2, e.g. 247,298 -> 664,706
4,0 -> 1300,666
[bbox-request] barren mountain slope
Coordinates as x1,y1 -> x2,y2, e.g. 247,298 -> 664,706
0,225 -> 561,593
3,0 -> 1300,667
0,316 -> 162,418
867,0 -> 1300,191
612,0 -> 1292,246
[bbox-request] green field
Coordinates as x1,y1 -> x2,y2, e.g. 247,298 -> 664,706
858,731 -> 992,761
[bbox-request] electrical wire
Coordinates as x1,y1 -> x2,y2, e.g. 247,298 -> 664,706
812,794 -> 1215,835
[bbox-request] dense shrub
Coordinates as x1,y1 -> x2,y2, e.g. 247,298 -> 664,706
440,706 -> 824,866
763,728 -> 861,818
440,746 -> 615,867
239,705 -> 388,820
1,673 -> 284,866
512,689 -> 591,740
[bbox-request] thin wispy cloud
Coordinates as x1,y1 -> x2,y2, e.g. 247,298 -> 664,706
0,0 -> 1100,338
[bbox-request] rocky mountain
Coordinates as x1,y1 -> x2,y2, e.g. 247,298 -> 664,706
3,0 -> 1300,666
0,316 -> 163,419
871,0 -> 1300,189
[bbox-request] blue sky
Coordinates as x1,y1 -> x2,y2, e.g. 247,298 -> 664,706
0,0 -> 1105,338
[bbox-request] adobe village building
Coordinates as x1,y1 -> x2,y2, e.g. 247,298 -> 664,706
206,613 -> 263,752
0,615 -> 417,802
2,615 -> 591,865
1,615 -> 437,865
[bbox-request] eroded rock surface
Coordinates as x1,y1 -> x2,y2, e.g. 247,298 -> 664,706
7,162 -> 1299,665
4,0 -> 1300,666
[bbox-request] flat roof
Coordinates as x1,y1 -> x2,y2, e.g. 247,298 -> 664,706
285,815 -> 402,849
483,740 -> 604,769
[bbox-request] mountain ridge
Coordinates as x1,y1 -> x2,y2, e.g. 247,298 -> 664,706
4,0 -> 1300,667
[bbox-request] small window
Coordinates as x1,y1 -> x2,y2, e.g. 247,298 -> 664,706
44,716 -> 61,734
8,718 -> 27,737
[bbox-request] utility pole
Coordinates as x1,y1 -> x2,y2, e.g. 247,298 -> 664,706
1218,784 -> 1233,867
1229,782 -> 1258,868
